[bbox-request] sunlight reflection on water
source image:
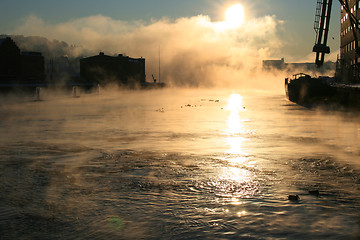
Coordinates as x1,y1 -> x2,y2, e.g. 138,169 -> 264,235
224,93 -> 249,155
216,93 -> 261,204
1,89 -> 360,239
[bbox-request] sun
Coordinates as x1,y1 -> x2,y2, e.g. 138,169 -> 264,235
225,4 -> 245,28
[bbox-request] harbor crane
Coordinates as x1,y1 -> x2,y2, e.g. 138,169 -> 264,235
313,0 -> 360,67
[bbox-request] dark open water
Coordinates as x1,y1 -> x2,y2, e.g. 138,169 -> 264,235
0,88 -> 359,239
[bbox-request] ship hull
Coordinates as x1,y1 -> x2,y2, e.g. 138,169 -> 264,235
285,73 -> 360,109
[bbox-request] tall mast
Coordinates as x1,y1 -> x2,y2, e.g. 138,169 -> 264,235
159,45 -> 161,83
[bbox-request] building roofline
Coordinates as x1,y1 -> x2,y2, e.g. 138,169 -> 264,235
81,52 -> 145,62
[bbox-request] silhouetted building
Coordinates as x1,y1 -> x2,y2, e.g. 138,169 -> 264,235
0,37 -> 45,85
262,58 -> 285,70
21,51 -> 45,83
80,52 -> 145,86
262,58 -> 335,74
0,37 -> 21,83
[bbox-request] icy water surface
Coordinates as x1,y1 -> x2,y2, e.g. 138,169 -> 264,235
0,88 -> 360,239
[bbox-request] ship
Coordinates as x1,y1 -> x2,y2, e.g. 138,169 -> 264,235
285,73 -> 360,108
286,0 -> 360,109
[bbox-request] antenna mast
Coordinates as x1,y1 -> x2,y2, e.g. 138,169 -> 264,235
159,45 -> 161,83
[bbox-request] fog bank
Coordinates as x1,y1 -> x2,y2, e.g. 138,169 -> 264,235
5,14 -> 291,90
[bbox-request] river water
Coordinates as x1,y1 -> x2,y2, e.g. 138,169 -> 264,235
0,88 -> 359,239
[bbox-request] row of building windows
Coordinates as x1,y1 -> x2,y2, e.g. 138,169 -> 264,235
347,58 -> 360,65
341,2 -> 360,23
341,40 -> 359,54
340,25 -> 360,37
341,46 -> 360,65
340,2 -> 360,66
341,13 -> 348,24
341,2 -> 359,13
340,1 -> 360,37
341,25 -> 353,37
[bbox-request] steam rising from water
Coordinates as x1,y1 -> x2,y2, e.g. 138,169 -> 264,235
0,9 -> 357,239
1,88 -> 360,239
12,14 -> 285,89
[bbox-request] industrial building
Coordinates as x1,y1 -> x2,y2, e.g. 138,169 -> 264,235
262,58 -> 335,74
262,58 -> 286,70
80,52 -> 146,87
339,0 -> 360,83
0,37 -> 45,86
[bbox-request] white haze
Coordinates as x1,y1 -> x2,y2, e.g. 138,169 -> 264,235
10,14 -> 290,91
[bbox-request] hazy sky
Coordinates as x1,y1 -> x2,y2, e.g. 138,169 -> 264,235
0,0 -> 341,62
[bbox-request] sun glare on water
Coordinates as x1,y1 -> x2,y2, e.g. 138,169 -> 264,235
225,94 -> 247,155
226,93 -> 243,111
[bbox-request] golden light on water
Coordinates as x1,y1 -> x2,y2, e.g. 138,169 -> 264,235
231,197 -> 243,205
224,167 -> 251,183
225,136 -> 247,155
237,210 -> 247,217
219,94 -> 258,202
226,93 -> 244,111
225,94 -> 247,154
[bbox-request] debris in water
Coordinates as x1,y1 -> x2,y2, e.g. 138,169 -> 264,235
288,195 -> 300,201
309,190 -> 320,196
156,108 -> 165,112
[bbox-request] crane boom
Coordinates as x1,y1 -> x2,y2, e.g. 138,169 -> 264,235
313,0 -> 333,67
313,0 -> 360,67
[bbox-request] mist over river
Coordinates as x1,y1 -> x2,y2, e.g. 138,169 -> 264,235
0,88 -> 359,239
